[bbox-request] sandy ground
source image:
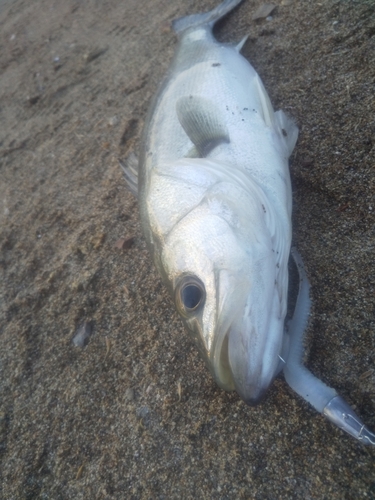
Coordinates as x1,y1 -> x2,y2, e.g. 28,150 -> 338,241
0,0 -> 374,498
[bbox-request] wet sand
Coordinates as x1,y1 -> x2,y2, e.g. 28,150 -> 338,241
1,0 -> 374,498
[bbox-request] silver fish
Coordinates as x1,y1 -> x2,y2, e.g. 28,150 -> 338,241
122,0 -> 374,444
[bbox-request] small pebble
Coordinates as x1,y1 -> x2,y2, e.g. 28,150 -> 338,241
114,236 -> 135,250
300,156 -> 314,168
72,322 -> 93,348
27,95 -> 40,105
83,47 -> 108,63
252,3 -> 276,20
125,388 -> 135,401
75,464 -> 84,480
108,115 -> 119,127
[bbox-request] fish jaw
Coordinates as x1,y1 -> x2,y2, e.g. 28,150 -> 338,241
227,291 -> 284,405
208,252 -> 285,405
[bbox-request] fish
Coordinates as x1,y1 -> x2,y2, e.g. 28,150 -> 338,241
121,0 -> 375,444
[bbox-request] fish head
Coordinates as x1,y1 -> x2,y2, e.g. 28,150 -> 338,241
148,159 -> 289,405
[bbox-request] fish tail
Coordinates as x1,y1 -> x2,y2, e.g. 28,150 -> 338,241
172,0 -> 244,35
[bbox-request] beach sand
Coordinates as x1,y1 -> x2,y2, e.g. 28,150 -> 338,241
1,0 -> 374,497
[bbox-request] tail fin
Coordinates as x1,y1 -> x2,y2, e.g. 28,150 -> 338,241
172,0 -> 243,35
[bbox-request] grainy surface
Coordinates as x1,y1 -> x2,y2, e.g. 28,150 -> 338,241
0,0 -> 374,498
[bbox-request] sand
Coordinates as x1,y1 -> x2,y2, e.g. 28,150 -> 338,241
1,0 -> 374,498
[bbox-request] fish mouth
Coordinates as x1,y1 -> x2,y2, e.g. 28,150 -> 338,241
239,387 -> 268,406
210,316 -> 283,406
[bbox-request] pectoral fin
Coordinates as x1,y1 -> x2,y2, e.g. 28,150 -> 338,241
176,95 -> 230,157
119,152 -> 138,198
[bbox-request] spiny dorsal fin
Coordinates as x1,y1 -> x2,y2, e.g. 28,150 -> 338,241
119,152 -> 138,198
176,95 -> 230,157
235,34 -> 249,52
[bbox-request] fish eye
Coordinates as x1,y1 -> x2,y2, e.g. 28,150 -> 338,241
175,276 -> 205,316
182,284 -> 202,309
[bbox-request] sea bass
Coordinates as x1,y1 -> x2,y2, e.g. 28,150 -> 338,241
122,0 -> 375,444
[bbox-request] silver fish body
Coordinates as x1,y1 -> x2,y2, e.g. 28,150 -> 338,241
138,0 -> 298,404
124,0 -> 375,443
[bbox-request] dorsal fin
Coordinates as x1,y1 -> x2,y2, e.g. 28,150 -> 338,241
235,34 -> 249,52
176,95 -> 230,157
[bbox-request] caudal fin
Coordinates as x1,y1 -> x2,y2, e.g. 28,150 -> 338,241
172,0 -> 244,35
